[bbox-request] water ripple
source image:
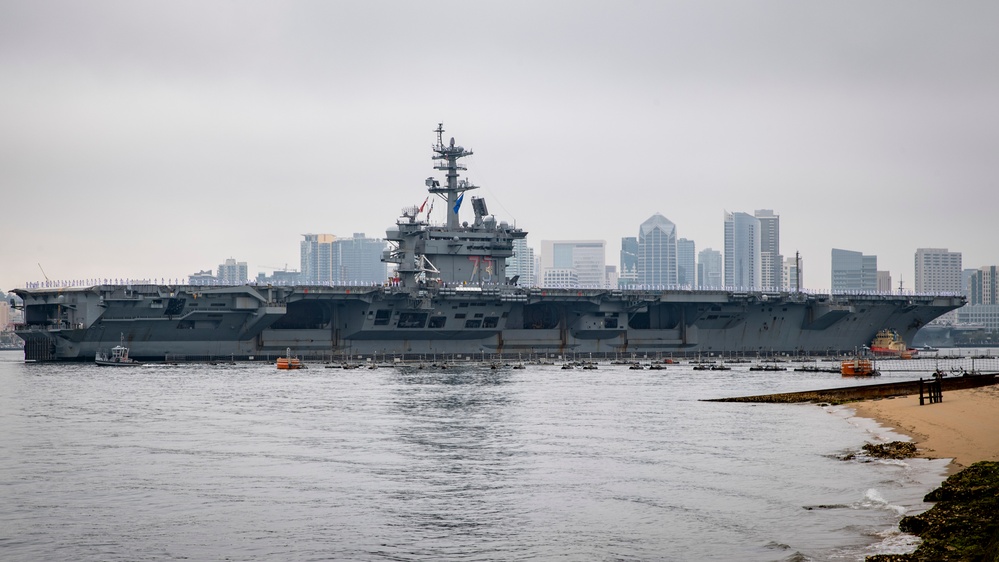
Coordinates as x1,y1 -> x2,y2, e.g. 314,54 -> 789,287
0,352 -> 949,561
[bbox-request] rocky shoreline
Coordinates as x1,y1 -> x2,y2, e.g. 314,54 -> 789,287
839,442 -> 999,560
710,379 -> 999,560
866,461 -> 999,561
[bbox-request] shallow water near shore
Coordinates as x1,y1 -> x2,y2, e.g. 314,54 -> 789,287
0,351 -> 967,560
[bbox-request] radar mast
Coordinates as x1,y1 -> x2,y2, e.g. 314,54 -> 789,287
429,123 -> 478,230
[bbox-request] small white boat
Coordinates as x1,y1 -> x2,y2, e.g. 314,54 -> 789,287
95,341 -> 141,366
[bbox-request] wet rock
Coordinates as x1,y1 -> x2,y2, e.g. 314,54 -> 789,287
862,441 -> 918,459
867,461 -> 999,561
802,503 -> 849,510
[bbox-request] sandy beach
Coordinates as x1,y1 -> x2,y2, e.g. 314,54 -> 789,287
852,382 -> 999,472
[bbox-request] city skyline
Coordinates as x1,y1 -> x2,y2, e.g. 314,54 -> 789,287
2,2 -> 997,293
0,194 -> 987,294
9,221 -> 976,295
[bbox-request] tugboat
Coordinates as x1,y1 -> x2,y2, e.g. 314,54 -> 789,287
869,329 -> 918,359
95,335 -> 141,366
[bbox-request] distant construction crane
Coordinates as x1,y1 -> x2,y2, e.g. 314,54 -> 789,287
259,264 -> 296,272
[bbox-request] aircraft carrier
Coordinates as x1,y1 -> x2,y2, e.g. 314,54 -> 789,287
12,125 -> 965,362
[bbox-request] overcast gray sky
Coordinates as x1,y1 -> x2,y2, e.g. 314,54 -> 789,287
2,1 -> 997,293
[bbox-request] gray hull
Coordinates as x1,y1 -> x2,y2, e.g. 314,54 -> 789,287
14,283 -> 963,361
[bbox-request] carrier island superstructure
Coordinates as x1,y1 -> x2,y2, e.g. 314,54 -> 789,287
13,125 -> 964,362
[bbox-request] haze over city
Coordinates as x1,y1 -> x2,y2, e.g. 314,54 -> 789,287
2,1 -> 997,293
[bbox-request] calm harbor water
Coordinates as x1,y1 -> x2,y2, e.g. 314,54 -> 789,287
1,350 -> 976,561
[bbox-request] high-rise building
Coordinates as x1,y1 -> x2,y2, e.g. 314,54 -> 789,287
914,248 -> 963,294
968,266 -> 998,306
0,300 -> 10,331
217,258 -> 248,285
831,248 -> 877,292
507,238 -> 536,286
541,240 -> 607,287
542,268 -> 580,288
959,267 -> 999,330
698,248 -> 723,289
301,234 -> 336,285
334,233 -> 387,284
782,255 -> 804,291
605,265 -> 619,289
255,270 -> 301,285
755,209 -> 782,290
962,268 -> 976,298
915,248 -> 963,324
677,238 -> 696,288
724,212 -> 761,289
959,268 -> 999,330
877,271 -> 893,293
619,237 -> 639,287
188,269 -> 216,285
638,214 -> 677,286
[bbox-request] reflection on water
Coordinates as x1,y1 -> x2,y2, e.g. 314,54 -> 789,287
387,368 -> 522,547
0,351 -> 950,561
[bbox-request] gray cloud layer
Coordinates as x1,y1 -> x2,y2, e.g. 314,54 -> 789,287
2,1 -> 997,290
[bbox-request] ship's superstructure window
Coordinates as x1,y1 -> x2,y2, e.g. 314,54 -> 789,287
428,316 -> 447,328
398,312 -> 427,328
483,317 -> 499,328
165,298 -> 186,315
464,319 -> 481,328
374,310 -> 391,326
